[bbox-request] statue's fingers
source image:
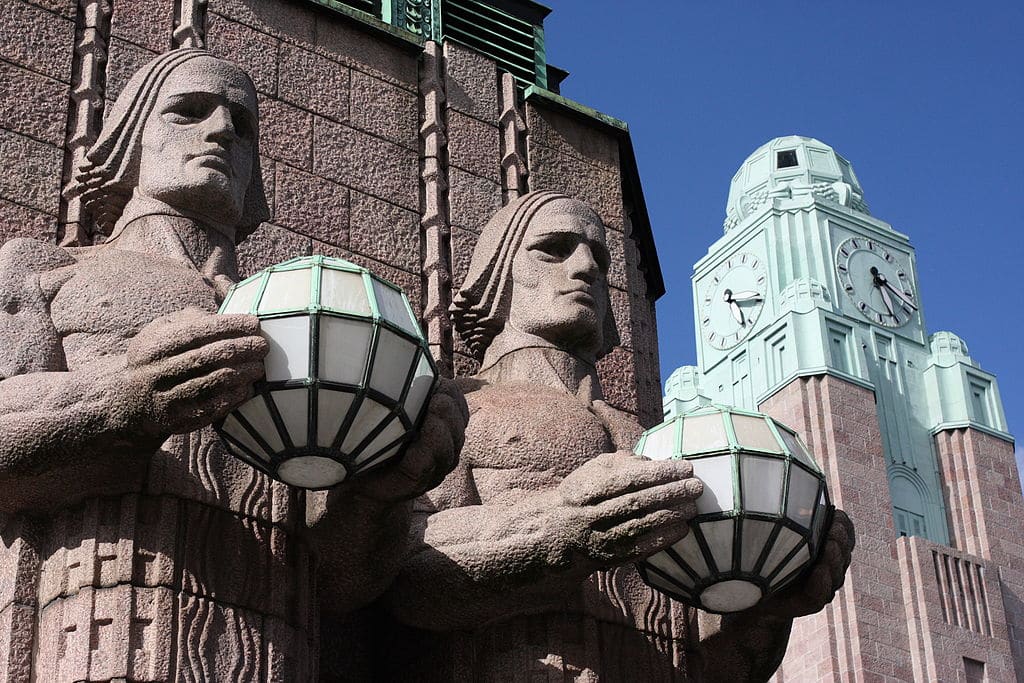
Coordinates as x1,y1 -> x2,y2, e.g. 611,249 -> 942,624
595,507 -> 693,562
432,377 -> 469,424
163,383 -> 253,433
590,478 -> 702,530
565,457 -> 695,507
830,509 -> 855,550
149,336 -> 267,390
130,313 -> 261,365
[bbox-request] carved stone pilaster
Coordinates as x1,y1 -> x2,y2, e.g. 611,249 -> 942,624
59,0 -> 112,247
498,72 -> 527,204
172,0 -> 208,49
419,41 -> 453,376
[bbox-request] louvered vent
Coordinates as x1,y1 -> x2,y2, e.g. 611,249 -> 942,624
440,0 -> 546,88
308,0 -> 384,21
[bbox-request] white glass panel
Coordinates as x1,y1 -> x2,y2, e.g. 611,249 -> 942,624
786,466 -> 819,529
271,388 -> 309,448
699,519 -> 735,573
700,579 -> 762,613
638,422 -> 677,460
645,551 -> 695,589
811,489 -> 829,550
316,390 -> 355,448
372,278 -> 418,336
357,441 -> 403,472
222,415 -> 270,461
321,269 -> 371,316
340,399 -> 391,454
778,427 -> 816,469
237,396 -> 284,453
761,526 -> 802,576
221,278 -> 260,314
680,413 -> 728,453
741,455 -> 784,514
731,414 -> 781,451
277,455 -> 346,489
741,519 -> 778,572
354,416 -> 405,464
258,268 -> 312,313
402,352 -> 435,424
644,570 -> 692,600
690,455 -> 734,514
369,329 -> 418,401
261,316 -> 311,382
319,317 -> 372,385
771,544 -> 810,587
672,530 -> 711,580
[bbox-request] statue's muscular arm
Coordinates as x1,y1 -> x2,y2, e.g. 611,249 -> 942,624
0,238 -> 266,512
384,450 -> 702,631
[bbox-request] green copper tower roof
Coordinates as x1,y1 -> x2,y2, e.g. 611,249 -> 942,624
724,135 -> 870,233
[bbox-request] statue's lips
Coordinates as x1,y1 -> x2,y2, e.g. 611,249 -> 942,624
190,151 -> 233,175
561,288 -> 595,305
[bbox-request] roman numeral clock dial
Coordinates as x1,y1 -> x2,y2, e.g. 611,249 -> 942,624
700,253 -> 767,350
835,237 -> 918,328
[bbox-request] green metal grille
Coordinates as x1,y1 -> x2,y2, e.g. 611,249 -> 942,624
439,0 -> 546,88
301,0 -> 549,88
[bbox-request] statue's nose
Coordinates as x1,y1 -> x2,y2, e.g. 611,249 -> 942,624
204,104 -> 237,143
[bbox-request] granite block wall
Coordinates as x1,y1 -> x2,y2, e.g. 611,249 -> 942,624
761,375 -> 915,682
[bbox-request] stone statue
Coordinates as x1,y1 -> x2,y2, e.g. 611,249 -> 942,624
0,49 -> 464,681
376,191 -> 855,682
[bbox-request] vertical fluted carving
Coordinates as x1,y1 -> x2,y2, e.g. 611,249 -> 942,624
419,41 -> 453,377
498,72 -> 526,204
172,0 -> 208,49
59,0 -> 112,247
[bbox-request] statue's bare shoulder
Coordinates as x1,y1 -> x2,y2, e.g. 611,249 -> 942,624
0,238 -> 78,378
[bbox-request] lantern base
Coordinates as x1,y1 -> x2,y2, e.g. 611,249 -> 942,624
278,456 -> 348,488
700,579 -> 763,613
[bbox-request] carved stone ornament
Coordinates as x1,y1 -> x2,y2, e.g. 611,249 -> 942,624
0,49 -> 465,681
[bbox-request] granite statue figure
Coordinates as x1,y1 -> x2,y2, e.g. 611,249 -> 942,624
0,48 -> 464,681
377,191 -> 855,682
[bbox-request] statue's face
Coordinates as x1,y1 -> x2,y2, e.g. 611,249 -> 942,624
138,57 -> 257,233
508,199 -> 610,355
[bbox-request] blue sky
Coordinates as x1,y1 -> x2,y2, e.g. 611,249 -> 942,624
545,1 -> 1024,469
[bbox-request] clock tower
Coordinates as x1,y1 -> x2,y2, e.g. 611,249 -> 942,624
667,136 -> 1024,681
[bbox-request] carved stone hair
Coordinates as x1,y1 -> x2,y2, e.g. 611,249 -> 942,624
451,190 -> 620,361
64,48 -> 270,242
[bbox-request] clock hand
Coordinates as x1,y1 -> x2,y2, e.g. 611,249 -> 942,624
729,300 -> 744,326
730,290 -> 763,303
882,279 -> 918,311
878,283 -> 896,317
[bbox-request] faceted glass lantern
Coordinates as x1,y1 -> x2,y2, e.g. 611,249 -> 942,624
634,405 -> 832,614
214,256 -> 438,489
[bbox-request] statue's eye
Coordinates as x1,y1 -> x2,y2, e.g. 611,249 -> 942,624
163,101 -> 208,123
532,235 -> 576,261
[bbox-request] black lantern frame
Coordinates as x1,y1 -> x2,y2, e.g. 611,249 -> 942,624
214,255 -> 438,490
634,405 -> 833,613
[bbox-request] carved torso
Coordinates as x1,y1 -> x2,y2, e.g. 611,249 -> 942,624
0,237 -> 314,682
405,377 -> 692,682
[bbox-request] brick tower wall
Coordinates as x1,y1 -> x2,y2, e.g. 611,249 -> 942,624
760,374 -> 915,682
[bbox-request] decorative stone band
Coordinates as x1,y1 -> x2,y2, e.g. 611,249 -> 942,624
724,180 -> 870,232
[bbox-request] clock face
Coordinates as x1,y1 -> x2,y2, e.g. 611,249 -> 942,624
835,237 -> 917,328
700,252 -> 767,350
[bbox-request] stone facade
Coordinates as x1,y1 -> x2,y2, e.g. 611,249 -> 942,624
0,1 -> 665,680
0,0 -> 661,427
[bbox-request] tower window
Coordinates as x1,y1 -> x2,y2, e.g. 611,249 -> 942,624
777,150 -> 798,168
964,657 -> 985,683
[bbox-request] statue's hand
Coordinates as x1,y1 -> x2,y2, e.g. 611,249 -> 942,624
553,451 -> 703,568
346,376 -> 468,503
753,509 -> 855,619
116,308 -> 267,437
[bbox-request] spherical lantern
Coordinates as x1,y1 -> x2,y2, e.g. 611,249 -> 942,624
634,405 -> 832,613
214,256 -> 438,489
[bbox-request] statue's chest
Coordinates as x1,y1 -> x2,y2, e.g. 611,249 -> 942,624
464,384 -> 615,496
51,251 -> 218,366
